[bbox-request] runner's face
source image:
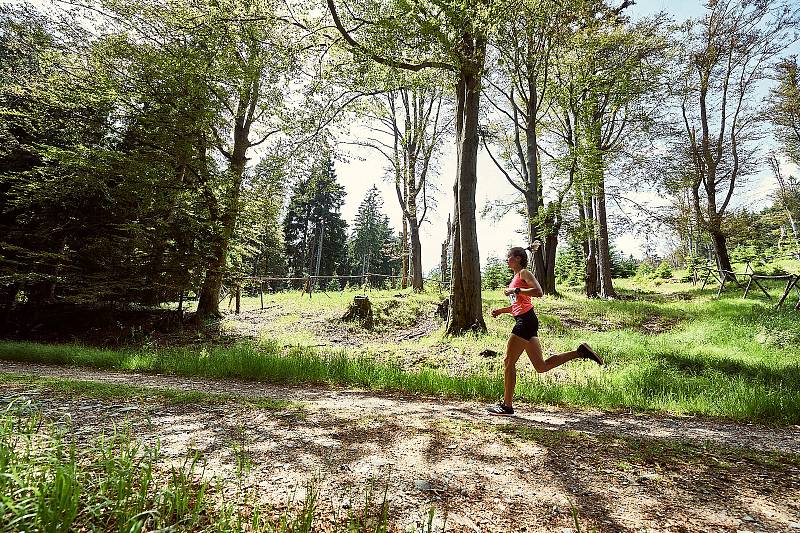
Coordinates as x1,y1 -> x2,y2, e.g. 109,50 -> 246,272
507,253 -> 518,267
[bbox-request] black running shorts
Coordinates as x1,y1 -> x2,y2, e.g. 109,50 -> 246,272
511,309 -> 539,340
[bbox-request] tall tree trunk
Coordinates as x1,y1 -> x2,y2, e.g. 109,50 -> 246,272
525,72 -> 549,292
542,211 -> 559,296
446,46 -> 487,335
441,215 -> 451,285
194,130 -> 248,323
582,198 -> 598,298
525,193 -> 548,288
194,176 -> 244,321
709,226 -> 733,273
401,218 -> 409,289
447,75 -> 465,330
594,177 -> 616,298
408,217 -> 424,291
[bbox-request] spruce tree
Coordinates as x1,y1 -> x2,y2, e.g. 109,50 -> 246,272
282,156 -> 348,281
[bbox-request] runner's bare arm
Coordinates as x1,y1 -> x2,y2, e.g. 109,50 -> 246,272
519,270 -> 543,297
491,306 -> 512,317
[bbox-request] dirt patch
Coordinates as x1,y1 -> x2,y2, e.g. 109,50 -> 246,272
1,364 -> 799,532
226,297 -> 443,351
545,309 -> 681,335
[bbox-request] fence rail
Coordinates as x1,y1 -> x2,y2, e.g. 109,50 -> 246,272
690,263 -> 799,309
210,273 -> 451,313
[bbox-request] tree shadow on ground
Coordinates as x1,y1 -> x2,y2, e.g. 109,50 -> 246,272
660,351 -> 800,389
519,425 -> 799,532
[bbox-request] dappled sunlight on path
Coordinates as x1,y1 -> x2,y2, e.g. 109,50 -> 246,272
0,360 -> 796,454
1,361 -> 799,532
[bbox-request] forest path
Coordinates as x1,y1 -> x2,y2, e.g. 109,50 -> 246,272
1,360 -> 799,532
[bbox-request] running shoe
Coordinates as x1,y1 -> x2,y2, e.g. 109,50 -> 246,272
577,343 -> 604,365
486,402 -> 514,416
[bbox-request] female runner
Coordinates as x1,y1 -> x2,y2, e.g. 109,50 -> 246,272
487,245 -> 603,416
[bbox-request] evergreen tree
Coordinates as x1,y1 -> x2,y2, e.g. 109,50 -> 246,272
481,256 -> 512,290
555,238 -> 586,287
282,156 -> 348,280
350,186 -> 394,277
0,8 -> 214,308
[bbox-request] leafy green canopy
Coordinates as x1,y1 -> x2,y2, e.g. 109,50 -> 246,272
0,6 -> 213,305
0,0 -> 296,308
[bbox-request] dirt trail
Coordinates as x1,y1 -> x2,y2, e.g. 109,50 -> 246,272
1,361 -> 797,455
1,361 -> 799,532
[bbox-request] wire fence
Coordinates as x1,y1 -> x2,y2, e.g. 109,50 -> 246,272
205,272 -> 452,313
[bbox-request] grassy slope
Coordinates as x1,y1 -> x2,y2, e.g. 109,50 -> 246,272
1,278 -> 799,424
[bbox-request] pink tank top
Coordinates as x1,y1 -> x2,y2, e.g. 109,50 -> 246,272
508,272 -> 534,316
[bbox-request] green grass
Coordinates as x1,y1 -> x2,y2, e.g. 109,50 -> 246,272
0,402 -> 438,532
0,338 -> 508,400
0,402 -> 216,531
3,282 -> 800,425
0,372 -> 298,411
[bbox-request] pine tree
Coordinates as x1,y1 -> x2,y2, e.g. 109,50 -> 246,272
351,186 -> 385,274
348,186 -> 401,287
282,155 -> 348,280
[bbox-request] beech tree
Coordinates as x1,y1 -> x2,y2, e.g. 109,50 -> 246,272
676,0 -> 799,274
572,16 -> 666,298
357,87 -> 448,291
183,1 -> 296,322
326,0 -> 506,333
481,0 -> 574,295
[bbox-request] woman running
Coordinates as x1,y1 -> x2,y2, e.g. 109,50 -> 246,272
486,245 -> 603,416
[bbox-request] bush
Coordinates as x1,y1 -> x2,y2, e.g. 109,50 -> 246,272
635,263 -> 654,279
731,244 -> 759,264
655,261 -> 673,279
754,263 -> 790,276
680,254 -> 706,281
482,256 -> 512,290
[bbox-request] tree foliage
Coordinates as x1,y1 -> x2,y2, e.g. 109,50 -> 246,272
283,156 -> 348,279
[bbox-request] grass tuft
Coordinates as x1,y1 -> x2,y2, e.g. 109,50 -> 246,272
0,402 -> 438,531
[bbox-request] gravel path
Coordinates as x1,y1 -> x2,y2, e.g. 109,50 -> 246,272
1,360 -> 799,532
1,360 -> 797,455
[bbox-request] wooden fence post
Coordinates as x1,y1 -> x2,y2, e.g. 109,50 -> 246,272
235,285 -> 241,314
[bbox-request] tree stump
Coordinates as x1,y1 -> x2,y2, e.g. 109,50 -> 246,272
436,298 -> 449,321
342,295 -> 373,328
